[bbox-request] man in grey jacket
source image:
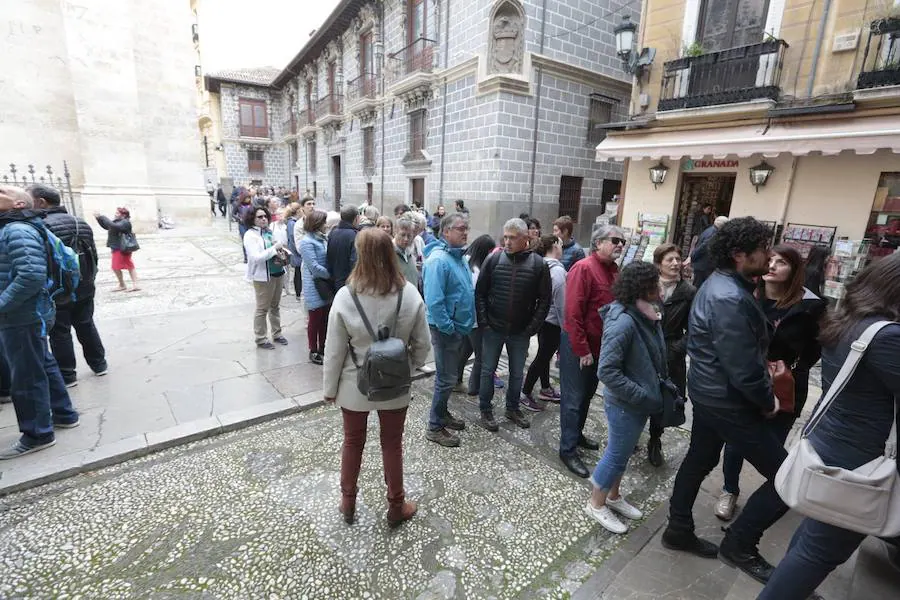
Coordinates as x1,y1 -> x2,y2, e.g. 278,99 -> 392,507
662,217 -> 786,585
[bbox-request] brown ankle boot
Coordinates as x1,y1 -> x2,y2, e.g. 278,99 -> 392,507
340,494 -> 356,524
386,500 -> 417,528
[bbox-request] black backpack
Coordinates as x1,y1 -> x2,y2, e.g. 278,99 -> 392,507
347,289 -> 411,402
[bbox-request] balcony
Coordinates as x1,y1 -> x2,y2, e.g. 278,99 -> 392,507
658,39 -> 788,113
387,38 -> 437,99
298,107 -> 317,137
857,18 -> 900,90
315,94 -> 344,128
347,73 -> 380,115
283,114 -> 297,138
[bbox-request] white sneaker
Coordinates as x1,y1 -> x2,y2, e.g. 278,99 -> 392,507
606,495 -> 643,520
584,500 -> 628,534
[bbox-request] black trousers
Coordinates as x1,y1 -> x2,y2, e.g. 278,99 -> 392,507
523,322 -> 560,394
293,266 -> 303,297
50,297 -> 107,382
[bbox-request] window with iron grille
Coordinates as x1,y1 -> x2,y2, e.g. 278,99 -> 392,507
411,178 -> 425,207
308,139 -> 317,172
587,96 -> 615,145
409,110 -> 426,157
558,176 -> 583,220
248,150 -> 265,173
239,98 -> 268,138
363,127 -> 375,171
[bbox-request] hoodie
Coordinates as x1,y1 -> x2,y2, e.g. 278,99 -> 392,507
422,237 -> 475,335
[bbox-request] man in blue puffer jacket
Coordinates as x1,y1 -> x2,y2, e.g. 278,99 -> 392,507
0,186 -> 79,459
422,213 -> 475,448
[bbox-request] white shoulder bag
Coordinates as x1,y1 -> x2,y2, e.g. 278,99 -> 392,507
775,320 -> 900,537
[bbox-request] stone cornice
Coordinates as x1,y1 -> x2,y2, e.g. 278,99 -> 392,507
530,53 -> 631,95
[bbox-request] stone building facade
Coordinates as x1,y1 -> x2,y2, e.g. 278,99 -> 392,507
2,0 -> 208,231
205,0 -> 638,238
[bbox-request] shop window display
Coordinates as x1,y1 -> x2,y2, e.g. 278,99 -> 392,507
866,172 -> 900,262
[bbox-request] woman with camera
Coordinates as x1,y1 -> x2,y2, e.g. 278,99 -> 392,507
243,205 -> 290,349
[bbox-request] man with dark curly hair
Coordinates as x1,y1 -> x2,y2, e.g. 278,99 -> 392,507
661,217 -> 787,585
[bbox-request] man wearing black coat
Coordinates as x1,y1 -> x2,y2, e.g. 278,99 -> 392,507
28,185 -> 107,387
326,205 -> 359,290
689,215 -> 728,288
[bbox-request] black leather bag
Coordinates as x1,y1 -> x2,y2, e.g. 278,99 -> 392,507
631,311 -> 686,428
119,231 -> 140,253
313,277 -> 335,304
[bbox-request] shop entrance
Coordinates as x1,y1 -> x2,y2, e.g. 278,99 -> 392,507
674,173 -> 736,257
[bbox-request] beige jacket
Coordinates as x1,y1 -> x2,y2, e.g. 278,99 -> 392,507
323,281 -> 432,412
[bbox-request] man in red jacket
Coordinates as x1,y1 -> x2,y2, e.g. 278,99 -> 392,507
558,224 -> 625,477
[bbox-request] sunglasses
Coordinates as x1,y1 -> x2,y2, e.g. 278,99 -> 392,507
605,237 -> 626,246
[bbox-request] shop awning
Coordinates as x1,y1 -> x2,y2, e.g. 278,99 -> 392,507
595,114 -> 900,161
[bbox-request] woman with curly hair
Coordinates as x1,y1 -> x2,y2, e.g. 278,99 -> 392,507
584,261 -> 665,534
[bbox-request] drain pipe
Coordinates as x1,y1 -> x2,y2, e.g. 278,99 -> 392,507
438,0 -> 452,207
776,156 -> 799,245
379,0 -> 386,214
526,0 -> 549,215
806,0 -> 834,97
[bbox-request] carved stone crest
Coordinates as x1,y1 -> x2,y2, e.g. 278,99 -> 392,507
489,1 -> 524,75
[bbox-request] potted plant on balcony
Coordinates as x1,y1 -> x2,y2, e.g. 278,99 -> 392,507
871,5 -> 900,35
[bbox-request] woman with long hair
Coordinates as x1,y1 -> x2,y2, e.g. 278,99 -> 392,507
242,206 -> 289,349
456,234 -> 497,394
715,245 -> 827,521
521,234 -> 567,407
323,228 -> 431,527
803,244 -> 829,297
95,207 -> 139,292
299,210 -> 331,364
759,252 -> 900,599
586,261 -> 665,534
646,244 -> 695,467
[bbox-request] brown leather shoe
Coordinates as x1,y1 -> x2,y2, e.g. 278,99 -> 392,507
340,496 -> 356,524
387,500 -> 418,528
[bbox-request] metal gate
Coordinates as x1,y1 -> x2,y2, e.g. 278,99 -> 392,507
1,162 -> 77,215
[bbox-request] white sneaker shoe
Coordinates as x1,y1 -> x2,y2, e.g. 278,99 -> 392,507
606,495 -> 643,520
584,500 -> 628,534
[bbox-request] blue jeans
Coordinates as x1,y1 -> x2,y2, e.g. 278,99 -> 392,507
0,323 -> 79,446
722,410 -> 796,495
478,328 -> 529,414
0,347 -> 10,396
558,331 -> 599,457
591,402 -> 648,491
428,327 -> 464,431
465,327 -> 484,396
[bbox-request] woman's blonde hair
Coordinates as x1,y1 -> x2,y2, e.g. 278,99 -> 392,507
347,228 -> 406,296
283,202 -> 302,220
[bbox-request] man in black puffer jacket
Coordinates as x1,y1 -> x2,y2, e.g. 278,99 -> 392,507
326,205 -> 359,291
475,218 -> 551,432
29,185 -> 107,387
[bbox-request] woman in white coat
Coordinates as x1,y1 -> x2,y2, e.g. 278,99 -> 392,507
243,206 -> 288,349
323,228 -> 432,528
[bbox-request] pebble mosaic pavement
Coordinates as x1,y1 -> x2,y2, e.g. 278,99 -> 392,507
0,383 -> 689,600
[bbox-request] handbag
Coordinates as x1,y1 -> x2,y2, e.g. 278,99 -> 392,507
313,277 -> 335,304
775,320 -> 900,537
768,359 -> 796,415
629,311 -> 686,428
119,231 -> 140,253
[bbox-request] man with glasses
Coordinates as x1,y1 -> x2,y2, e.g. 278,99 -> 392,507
474,218 -> 551,431
558,224 -> 625,478
423,213 -> 476,447
662,217 -> 785,585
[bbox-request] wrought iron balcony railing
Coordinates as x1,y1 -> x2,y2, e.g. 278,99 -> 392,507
315,94 -> 344,119
347,73 -> 378,104
387,37 -> 436,83
658,39 -> 789,111
857,18 -> 900,89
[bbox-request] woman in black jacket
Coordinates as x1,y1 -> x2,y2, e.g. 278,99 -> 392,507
759,251 -> 900,600
647,244 -> 695,467
95,207 -> 139,292
716,245 -> 827,521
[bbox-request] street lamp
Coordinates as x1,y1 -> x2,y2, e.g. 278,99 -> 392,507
649,162 -> 669,189
749,161 -> 775,192
614,15 -> 656,76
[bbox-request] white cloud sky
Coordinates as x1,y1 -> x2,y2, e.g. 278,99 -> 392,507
199,0 -> 342,72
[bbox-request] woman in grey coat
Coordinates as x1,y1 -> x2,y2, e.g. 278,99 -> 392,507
323,228 -> 432,528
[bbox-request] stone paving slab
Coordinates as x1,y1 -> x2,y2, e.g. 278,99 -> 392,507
0,384 -> 691,599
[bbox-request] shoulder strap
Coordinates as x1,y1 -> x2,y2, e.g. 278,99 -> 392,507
390,286 -> 404,336
349,290 -> 378,341
803,321 -> 896,439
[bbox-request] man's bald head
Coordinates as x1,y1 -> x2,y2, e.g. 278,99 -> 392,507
0,185 -> 34,211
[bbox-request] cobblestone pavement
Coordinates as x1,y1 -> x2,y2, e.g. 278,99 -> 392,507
0,381 -> 690,599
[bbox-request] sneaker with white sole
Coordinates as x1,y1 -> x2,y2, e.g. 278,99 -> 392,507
584,501 -> 628,534
94,369 -> 108,377
0,438 -> 56,460
606,495 -> 643,520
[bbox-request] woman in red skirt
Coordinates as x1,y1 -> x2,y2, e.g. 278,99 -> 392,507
95,207 -> 140,292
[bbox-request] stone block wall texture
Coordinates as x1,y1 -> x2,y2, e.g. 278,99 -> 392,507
1,0 -> 208,231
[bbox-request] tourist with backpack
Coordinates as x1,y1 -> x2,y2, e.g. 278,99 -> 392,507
29,185 -> 107,388
0,186 -> 79,459
322,228 -> 431,528
95,207 -> 140,292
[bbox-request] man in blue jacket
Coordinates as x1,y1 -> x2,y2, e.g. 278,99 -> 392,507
326,205 -> 359,290
423,213 -> 475,448
0,186 -> 79,459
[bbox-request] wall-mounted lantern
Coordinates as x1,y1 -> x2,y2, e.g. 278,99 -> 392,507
749,161 -> 775,192
614,16 -> 656,76
649,161 -> 669,189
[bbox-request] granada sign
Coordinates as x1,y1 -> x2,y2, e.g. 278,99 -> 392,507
683,159 -> 739,171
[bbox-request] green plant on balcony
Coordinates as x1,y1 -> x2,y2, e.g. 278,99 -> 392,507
683,42 -> 705,57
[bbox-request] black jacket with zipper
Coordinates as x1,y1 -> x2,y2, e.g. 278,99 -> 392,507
475,249 -> 551,336
43,207 -> 99,302
660,279 -> 696,395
